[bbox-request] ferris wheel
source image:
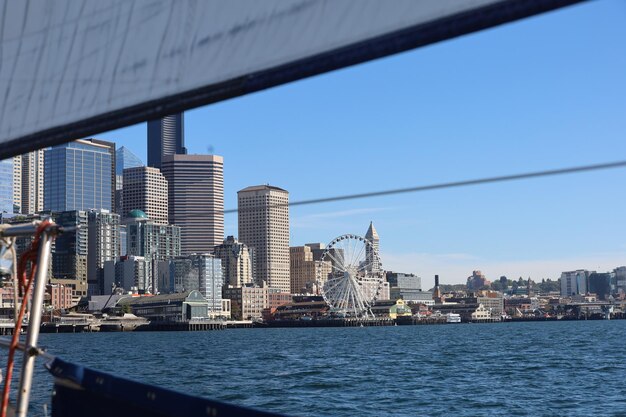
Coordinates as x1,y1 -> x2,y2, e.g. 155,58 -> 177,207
316,234 -> 384,318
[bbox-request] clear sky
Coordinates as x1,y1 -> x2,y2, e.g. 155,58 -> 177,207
97,0 -> 626,289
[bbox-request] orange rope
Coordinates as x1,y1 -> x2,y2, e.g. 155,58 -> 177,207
1,221 -> 51,417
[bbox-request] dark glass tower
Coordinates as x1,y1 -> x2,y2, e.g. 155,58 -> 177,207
147,114 -> 186,168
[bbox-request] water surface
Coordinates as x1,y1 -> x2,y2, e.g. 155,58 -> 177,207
20,320 -> 626,416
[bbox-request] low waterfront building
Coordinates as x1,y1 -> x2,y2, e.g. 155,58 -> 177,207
477,294 -> 504,317
431,303 -> 480,322
268,297 -> 328,321
87,294 -> 128,313
268,288 -> 292,309
118,290 -> 209,322
223,285 -> 268,320
471,304 -> 492,321
47,284 -> 73,310
504,297 -> 540,316
370,299 -> 412,319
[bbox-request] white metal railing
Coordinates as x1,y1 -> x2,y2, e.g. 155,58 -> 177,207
0,221 -> 63,417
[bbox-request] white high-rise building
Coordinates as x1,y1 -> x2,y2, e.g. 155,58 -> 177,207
560,270 -> 592,297
122,166 -> 168,224
238,185 -> 290,292
87,209 -> 120,295
21,150 -> 45,214
11,155 -> 22,213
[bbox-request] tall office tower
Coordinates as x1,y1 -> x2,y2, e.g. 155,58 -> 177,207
51,210 -> 89,300
44,140 -> 114,211
147,114 -> 186,169
21,150 -> 45,214
290,245 -> 331,294
87,209 -> 120,295
122,166 -> 168,224
12,155 -> 22,213
213,236 -> 253,287
161,154 -> 224,254
0,158 -> 14,213
238,185 -> 290,292
125,209 -> 181,293
87,139 -> 116,210
365,221 -> 381,273
115,146 -> 143,213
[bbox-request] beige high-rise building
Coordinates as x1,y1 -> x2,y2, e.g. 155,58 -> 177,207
20,150 -> 45,214
290,245 -> 331,294
214,236 -> 253,287
161,154 -> 224,255
238,185 -> 289,292
122,166 -> 168,224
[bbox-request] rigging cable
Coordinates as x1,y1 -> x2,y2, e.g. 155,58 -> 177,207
225,160 -> 626,214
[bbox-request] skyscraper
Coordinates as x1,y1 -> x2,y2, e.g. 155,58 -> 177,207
365,221 -> 381,273
147,114 -> 186,169
12,155 -> 22,213
0,158 -> 14,213
115,146 -> 144,214
44,140 -> 114,211
88,139 -> 116,211
51,210 -> 89,299
21,150 -> 45,214
87,209 -> 120,295
122,166 -> 168,224
238,185 -> 290,292
161,154 -> 224,255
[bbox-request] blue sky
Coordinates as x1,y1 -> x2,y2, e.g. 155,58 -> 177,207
97,0 -> 626,289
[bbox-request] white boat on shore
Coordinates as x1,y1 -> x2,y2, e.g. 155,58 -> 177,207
446,313 -> 462,324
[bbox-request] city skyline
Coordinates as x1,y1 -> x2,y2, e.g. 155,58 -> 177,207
2,1 -> 626,289
87,0 -> 626,289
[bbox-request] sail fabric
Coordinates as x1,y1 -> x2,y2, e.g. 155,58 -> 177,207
0,0 -> 583,159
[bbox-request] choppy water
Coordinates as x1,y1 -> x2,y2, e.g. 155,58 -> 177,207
16,320 -> 626,416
